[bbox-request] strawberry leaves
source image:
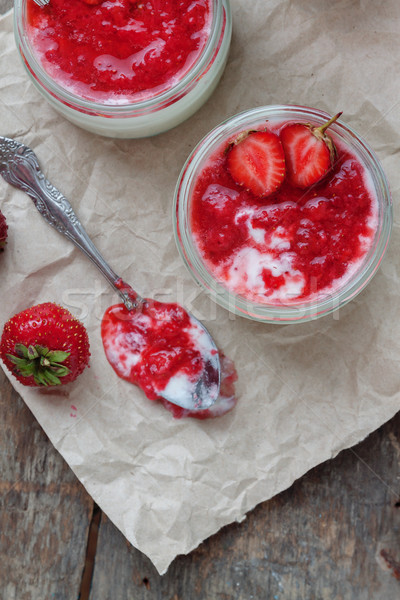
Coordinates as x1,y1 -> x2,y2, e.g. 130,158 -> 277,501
6,343 -> 71,386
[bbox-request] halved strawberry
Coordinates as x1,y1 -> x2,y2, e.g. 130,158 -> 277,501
0,210 -> 7,251
226,130 -> 286,197
280,112 -> 342,189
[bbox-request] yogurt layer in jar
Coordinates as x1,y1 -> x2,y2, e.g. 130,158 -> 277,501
174,106 -> 392,323
14,0 -> 231,137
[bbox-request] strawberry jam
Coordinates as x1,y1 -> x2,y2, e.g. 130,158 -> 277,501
190,121 -> 379,304
101,298 -> 237,419
26,0 -> 212,103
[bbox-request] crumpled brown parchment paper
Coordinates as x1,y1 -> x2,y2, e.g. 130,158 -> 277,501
0,0 -> 399,574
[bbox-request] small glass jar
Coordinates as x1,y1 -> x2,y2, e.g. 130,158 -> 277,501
174,105 -> 393,324
14,0 -> 232,138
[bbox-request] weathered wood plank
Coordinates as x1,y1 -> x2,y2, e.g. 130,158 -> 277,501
89,413 -> 400,600
0,369 -> 93,600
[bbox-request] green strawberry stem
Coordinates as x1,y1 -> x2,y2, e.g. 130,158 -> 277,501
6,343 -> 71,386
316,112 -> 342,135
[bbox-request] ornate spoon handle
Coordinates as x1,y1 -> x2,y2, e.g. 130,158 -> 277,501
0,136 -> 139,310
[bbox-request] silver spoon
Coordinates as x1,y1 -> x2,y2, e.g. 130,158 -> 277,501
0,136 -> 220,411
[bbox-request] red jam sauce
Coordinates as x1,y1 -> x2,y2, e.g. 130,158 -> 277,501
27,0 -> 212,102
191,121 -> 379,304
101,298 -> 237,419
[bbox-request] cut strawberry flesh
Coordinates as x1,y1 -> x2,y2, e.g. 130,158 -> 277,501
227,131 -> 285,197
281,124 -> 332,188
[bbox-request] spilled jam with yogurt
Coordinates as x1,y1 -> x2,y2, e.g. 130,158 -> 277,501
101,296 -> 238,419
191,121 -> 379,304
26,0 -> 212,103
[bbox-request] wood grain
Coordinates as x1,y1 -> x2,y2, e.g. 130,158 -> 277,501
0,369 -> 93,600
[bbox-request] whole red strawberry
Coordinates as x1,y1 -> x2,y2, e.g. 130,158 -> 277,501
280,112 -> 342,188
0,303 -> 90,386
0,210 -> 7,250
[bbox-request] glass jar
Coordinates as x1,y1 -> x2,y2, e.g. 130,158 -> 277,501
14,0 -> 232,138
174,105 -> 393,324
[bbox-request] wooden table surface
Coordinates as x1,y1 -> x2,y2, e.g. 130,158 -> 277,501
1,2 -> 400,598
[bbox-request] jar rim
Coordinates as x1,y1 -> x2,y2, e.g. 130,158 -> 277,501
14,0 -> 228,115
173,105 -> 393,323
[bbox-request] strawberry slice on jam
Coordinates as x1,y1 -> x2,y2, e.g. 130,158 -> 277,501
280,112 -> 342,188
226,130 -> 286,197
